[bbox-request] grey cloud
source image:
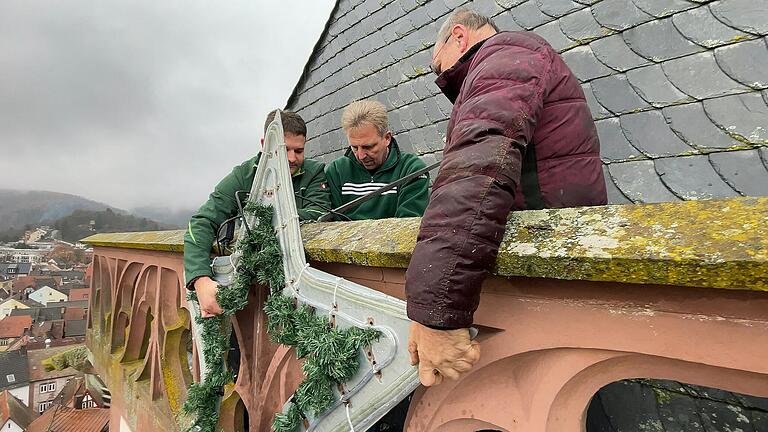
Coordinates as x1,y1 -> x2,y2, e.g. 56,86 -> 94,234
0,1 -> 334,211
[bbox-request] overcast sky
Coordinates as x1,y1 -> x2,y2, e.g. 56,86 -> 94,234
0,1 -> 334,211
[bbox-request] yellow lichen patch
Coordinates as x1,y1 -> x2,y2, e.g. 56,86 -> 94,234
86,198 -> 768,292
81,230 -> 186,252
301,217 -> 422,268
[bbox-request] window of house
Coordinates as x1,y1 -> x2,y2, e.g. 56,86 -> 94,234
81,394 -> 96,409
40,382 -> 56,393
38,401 -> 51,413
6,374 -> 15,383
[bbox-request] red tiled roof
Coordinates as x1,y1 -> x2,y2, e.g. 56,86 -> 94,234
0,316 -> 32,339
26,406 -> 108,432
67,288 -> 89,301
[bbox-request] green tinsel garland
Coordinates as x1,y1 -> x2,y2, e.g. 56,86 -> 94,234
183,203 -> 379,432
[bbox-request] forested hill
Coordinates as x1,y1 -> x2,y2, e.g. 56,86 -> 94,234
53,208 -> 171,242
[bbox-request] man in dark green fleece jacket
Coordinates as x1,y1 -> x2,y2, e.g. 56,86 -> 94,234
326,99 -> 430,220
184,110 -> 330,316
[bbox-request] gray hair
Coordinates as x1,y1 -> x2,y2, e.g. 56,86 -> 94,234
341,99 -> 389,136
436,8 -> 499,45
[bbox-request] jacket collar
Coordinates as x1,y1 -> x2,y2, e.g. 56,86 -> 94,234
435,36 -> 491,103
344,137 -> 402,174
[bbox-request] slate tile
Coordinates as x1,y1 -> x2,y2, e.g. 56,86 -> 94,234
494,10 -> 526,31
387,107 -> 405,133
591,0 -> 654,31
362,0 -> 383,14
561,46 -> 615,81
590,34 -> 651,71
662,102 -> 742,150
710,0 -> 768,35
709,149 -> 768,196
407,6 -> 433,29
470,0 -> 506,17
534,20 -> 574,52
509,1 -> 551,29
444,0 -> 470,8
397,105 -> 417,130
435,119 -> 450,143
420,152 -> 439,165
620,110 -> 694,157
715,38 -> 768,89
396,82 -> 418,106
623,18 -> 704,61
631,0 -> 697,18
656,155 -> 740,200
596,117 -> 644,161
436,94 -> 455,117
695,397 -> 755,432
421,124 -> 443,152
626,64 -> 692,107
654,387 -> 707,432
410,75 -> 434,100
423,0 -> 451,20
535,0 -> 582,18
591,74 -> 651,113
423,95 -> 448,123
573,0 -> 600,4
398,0 -> 421,14
672,5 -> 751,49
582,83 -> 613,119
383,86 -> 405,108
411,126 -> 434,153
762,148 -> 768,168
609,159 -> 681,203
703,92 -> 768,144
603,165 -> 633,204
410,103 -> 431,128
495,0 -> 527,9
410,49 -> 433,77
558,8 -> 608,43
662,51 -> 749,99
394,128 -> 415,152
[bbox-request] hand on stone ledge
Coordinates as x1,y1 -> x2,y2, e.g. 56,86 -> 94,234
408,322 -> 480,386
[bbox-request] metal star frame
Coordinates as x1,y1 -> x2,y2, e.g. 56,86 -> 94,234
241,111 -> 418,431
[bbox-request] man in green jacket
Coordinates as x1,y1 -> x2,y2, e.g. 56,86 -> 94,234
326,99 -> 430,220
184,110 -> 330,316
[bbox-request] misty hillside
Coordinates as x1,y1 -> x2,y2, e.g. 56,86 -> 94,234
53,208 -> 173,242
131,205 -> 194,228
0,189 -> 119,232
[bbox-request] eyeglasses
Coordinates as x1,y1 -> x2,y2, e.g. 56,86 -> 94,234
429,33 -> 452,76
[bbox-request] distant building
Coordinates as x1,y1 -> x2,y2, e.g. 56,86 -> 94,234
0,316 -> 33,349
0,263 -> 32,279
28,286 -> 67,307
26,346 -> 83,415
0,350 -> 30,406
0,389 -> 37,432
0,248 -> 46,264
0,299 -> 30,320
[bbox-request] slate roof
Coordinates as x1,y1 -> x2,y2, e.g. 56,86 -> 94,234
286,0 -> 768,204
0,263 -> 32,277
10,306 -> 65,322
0,389 -> 37,429
0,350 -> 30,391
63,320 -> 87,338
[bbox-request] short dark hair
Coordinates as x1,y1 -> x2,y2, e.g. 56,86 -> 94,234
264,110 -> 307,137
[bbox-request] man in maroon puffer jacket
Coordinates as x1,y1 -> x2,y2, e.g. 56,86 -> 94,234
406,8 -> 607,386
